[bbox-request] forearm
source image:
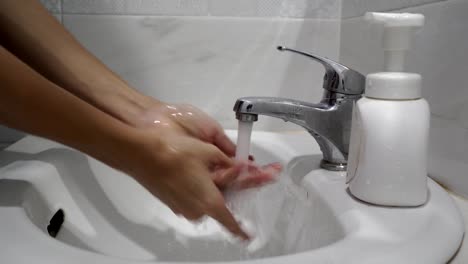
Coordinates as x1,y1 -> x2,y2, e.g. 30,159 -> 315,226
0,46 -> 141,172
0,0 -> 157,126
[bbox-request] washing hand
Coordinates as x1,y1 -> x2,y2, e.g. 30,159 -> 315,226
0,0 -> 280,243
128,129 -> 271,240
127,101 -> 282,238
137,102 -> 237,157
135,101 -> 281,187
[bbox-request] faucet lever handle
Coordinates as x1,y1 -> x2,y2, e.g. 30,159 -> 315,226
277,46 -> 365,95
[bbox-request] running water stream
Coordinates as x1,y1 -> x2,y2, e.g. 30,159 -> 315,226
235,120 -> 254,161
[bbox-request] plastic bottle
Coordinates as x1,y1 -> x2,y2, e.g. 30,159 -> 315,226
346,12 -> 429,206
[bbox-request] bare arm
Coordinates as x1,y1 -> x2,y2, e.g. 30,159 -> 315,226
0,0 -> 278,239
0,46 -> 249,239
0,0 -> 154,126
0,45 -> 136,168
0,0 -> 237,156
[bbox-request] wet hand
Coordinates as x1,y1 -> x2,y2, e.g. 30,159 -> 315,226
127,130 -> 251,239
213,161 -> 282,191
138,102 -> 237,158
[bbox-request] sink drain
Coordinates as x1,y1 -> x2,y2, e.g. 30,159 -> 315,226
47,209 -> 64,238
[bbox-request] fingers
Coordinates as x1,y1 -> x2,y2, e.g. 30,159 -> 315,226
212,161 -> 283,191
229,162 -> 283,190
212,163 -> 243,189
202,143 -> 234,168
207,200 -> 250,241
232,173 -> 274,189
263,162 -> 283,172
180,208 -> 204,221
177,172 -> 250,240
213,130 -> 236,157
171,104 -> 237,158
168,203 -> 182,216
212,130 -> 256,162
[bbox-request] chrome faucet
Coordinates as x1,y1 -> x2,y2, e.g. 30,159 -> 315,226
233,46 -> 365,171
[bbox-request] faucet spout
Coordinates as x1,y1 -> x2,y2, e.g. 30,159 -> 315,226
233,46 -> 365,171
234,97 -> 327,126
234,96 -> 354,171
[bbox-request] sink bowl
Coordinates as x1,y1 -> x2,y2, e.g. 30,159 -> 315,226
0,130 -> 463,264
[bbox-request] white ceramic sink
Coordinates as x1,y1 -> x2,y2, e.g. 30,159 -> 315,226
0,130 -> 463,264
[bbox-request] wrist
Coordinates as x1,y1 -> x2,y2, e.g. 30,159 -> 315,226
89,77 -> 163,127
110,89 -> 159,126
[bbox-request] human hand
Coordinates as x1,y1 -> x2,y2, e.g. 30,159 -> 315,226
136,102 -> 284,189
213,161 -> 282,191
137,102 -> 238,158
127,100 -> 282,239
126,129 -> 255,239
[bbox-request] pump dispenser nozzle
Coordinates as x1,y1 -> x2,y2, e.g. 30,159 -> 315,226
365,12 -> 425,72
363,12 -> 425,100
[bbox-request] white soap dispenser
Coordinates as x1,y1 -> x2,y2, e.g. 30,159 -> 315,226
347,12 -> 429,207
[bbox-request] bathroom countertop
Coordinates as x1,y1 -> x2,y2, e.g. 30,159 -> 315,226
448,193 -> 468,263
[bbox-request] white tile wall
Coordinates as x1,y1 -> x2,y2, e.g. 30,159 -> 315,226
341,0 -> 446,18
62,0 -> 209,16
61,0 -> 342,18
58,0 -> 449,18
207,0 -> 260,17
1,0 -> 450,144
208,0 -> 341,18
39,0 -> 61,14
63,15 -> 340,131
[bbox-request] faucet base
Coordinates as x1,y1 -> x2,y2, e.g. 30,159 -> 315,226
320,160 -> 347,171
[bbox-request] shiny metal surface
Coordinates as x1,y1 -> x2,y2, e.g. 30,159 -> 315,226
234,47 -> 365,171
277,46 -> 365,95
235,113 -> 258,122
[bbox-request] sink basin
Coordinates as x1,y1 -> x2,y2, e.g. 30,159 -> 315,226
0,130 -> 464,264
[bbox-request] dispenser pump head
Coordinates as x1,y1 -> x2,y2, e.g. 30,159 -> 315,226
365,12 -> 425,72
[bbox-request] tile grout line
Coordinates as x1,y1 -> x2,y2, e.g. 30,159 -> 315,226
59,13 -> 340,19
59,0 -> 340,20
58,13 -> 341,22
